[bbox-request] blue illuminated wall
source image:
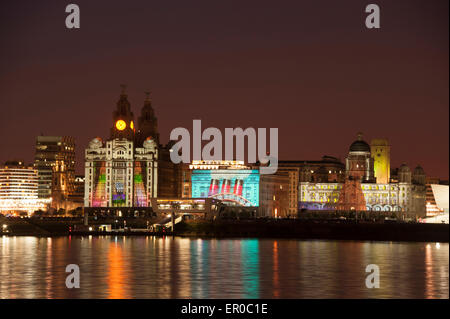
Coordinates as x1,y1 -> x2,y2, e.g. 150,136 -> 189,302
191,169 -> 260,206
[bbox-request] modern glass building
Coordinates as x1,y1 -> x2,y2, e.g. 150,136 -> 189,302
0,161 -> 49,214
33,136 -> 75,201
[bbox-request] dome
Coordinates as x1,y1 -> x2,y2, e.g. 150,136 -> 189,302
88,137 -> 103,149
349,133 -> 370,153
143,137 -> 157,149
399,163 -> 410,173
413,165 -> 425,175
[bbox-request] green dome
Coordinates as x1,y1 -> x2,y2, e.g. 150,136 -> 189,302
349,133 -> 370,153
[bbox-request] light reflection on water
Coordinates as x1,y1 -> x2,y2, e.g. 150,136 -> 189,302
0,236 -> 448,299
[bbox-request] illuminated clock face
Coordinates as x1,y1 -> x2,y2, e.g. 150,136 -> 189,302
130,121 -> 134,130
115,120 -> 126,131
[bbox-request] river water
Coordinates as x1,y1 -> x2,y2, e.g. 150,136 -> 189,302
0,236 -> 448,299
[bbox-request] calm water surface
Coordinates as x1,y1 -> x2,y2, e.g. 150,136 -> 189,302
0,236 -> 448,299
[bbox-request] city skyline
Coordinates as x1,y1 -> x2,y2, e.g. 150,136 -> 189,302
0,0 -> 448,179
0,0 -> 448,303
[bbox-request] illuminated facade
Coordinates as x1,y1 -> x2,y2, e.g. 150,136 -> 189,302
278,156 -> 345,216
425,179 -> 449,216
150,198 -> 220,218
299,133 -> 427,216
259,172 -> 290,217
34,136 -> 76,204
84,87 -> 158,215
422,183 -> 449,224
371,138 -> 390,184
0,161 -> 50,214
190,160 -> 260,207
345,133 -> 375,182
275,167 -> 299,216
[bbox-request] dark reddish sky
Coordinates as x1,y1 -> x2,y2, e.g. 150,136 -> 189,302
0,0 -> 448,178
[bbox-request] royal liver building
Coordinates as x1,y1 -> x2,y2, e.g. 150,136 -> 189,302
84,87 -> 159,216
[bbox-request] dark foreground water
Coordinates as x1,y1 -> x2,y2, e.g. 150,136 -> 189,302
0,236 -> 448,299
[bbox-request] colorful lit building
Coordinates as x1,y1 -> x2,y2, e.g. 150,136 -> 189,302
299,133 -> 427,217
189,160 -> 260,207
84,87 -> 159,216
278,156 -> 346,216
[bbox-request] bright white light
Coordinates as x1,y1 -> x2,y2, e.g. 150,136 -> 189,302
167,214 -> 171,218
436,243 -> 441,249
89,227 -> 93,231
2,224 -> 7,229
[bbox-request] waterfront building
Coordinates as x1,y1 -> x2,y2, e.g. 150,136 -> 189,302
157,143 -> 183,198
425,177 -> 441,215
180,163 -> 192,198
371,138 -> 390,184
259,171 -> 290,217
67,175 -> 85,210
84,87 -> 160,216
279,156 -> 345,183
150,198 -> 220,219
34,135 -> 76,209
345,133 -> 375,182
189,160 -> 260,207
183,160 -> 293,217
275,166 -> 299,216
299,133 -> 427,217
277,156 -> 346,216
421,181 -> 449,223
336,179 -> 366,211
425,177 -> 449,216
0,161 -> 50,215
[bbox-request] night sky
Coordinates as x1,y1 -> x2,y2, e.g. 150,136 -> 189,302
0,0 -> 448,178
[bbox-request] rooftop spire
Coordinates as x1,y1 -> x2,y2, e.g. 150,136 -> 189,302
144,90 -> 151,102
357,132 -> 363,141
136,90 -> 159,146
120,84 -> 127,95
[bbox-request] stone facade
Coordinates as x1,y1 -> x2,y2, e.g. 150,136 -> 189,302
84,88 -> 159,216
299,134 -> 427,217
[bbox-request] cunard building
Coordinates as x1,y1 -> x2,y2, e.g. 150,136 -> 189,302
84,87 -> 160,216
299,133 -> 427,217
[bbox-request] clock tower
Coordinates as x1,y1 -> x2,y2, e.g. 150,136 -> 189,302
136,91 -> 159,147
85,86 -> 159,216
110,85 -> 135,140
